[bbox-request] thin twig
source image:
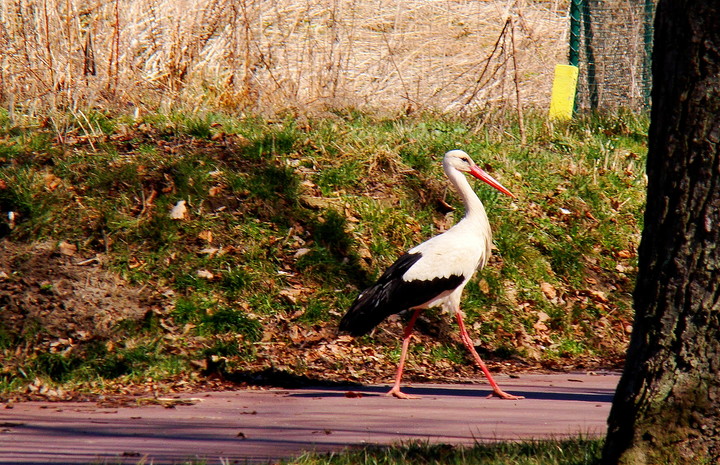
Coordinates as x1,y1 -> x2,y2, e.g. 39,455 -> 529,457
42,0 -> 55,92
509,17 -> 526,145
382,32 -> 415,112
463,18 -> 511,107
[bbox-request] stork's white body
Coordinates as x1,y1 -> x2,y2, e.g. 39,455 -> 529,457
403,157 -> 493,311
339,150 -> 521,400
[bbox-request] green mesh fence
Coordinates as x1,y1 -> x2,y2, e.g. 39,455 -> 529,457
570,0 -> 656,111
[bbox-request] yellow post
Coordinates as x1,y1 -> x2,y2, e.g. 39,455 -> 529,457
548,64 -> 579,120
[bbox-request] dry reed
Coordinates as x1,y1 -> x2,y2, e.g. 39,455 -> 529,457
0,0 -> 568,116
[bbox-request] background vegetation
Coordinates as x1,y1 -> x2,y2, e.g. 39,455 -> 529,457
0,0 -> 565,115
0,108 -> 647,395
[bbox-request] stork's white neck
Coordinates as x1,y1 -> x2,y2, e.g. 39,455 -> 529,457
444,163 -> 488,224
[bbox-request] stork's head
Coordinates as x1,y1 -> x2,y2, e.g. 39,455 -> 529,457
443,150 -> 515,198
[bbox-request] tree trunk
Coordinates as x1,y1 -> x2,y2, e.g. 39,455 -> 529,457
602,1 -> 720,464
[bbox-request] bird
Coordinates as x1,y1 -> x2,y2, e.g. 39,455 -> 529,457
339,149 -> 522,400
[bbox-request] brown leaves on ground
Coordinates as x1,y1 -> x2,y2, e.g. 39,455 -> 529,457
0,238 -> 628,403
0,242 -> 155,349
0,119 -> 638,401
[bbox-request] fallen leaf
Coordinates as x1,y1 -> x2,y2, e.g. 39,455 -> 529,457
136,397 -> 198,407
533,311 -> 550,332
196,269 -> 214,280
169,200 -> 188,220
280,288 -> 302,304
199,247 -> 220,256
357,246 -> 372,261
617,250 -> 632,259
58,241 -> 77,256
540,282 -> 556,300
198,230 -> 213,243
478,278 -> 490,293
588,290 -> 608,303
44,173 -> 62,191
128,257 -> 146,269
288,325 -> 303,344
294,248 -> 311,259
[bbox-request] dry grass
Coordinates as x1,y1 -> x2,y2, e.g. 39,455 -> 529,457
0,0 -> 568,116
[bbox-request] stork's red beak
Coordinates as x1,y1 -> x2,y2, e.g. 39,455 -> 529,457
469,166 -> 515,198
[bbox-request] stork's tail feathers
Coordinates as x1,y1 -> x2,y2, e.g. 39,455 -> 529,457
338,284 -> 392,336
339,252 -> 467,337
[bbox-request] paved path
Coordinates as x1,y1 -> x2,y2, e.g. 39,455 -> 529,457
0,372 -> 619,465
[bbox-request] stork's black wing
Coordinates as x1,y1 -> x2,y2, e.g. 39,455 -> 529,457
338,252 -> 464,336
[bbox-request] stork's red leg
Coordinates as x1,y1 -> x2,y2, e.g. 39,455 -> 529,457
388,308 -> 423,399
455,312 -> 524,400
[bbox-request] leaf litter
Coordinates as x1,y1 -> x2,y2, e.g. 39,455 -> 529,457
0,115 -> 640,402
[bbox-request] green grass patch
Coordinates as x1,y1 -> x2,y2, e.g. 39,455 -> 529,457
285,437 -> 603,465
0,109 -> 646,392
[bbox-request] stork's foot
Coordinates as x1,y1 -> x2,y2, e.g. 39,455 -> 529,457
387,387 -> 420,399
487,388 -> 524,400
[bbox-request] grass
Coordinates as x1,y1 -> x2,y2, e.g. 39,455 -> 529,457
92,437 -> 604,465
285,438 -> 604,465
0,108 -> 646,393
150,437 -> 599,465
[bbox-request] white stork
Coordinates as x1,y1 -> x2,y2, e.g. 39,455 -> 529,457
339,149 -> 522,400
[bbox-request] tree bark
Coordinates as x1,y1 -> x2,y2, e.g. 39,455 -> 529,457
602,1 -> 720,464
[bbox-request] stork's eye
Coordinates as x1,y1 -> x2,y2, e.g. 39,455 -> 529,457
461,157 -> 470,164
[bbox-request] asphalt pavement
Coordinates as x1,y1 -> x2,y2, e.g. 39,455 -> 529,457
0,372 -> 620,465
